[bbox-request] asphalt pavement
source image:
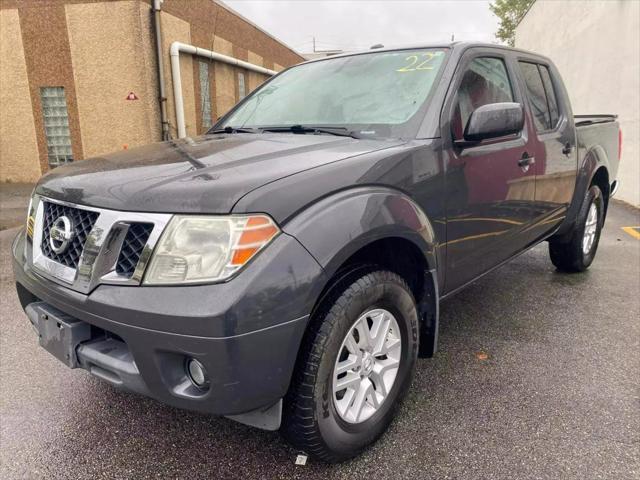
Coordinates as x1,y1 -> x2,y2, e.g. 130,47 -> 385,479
1,202 -> 638,479
0,184 -> 33,232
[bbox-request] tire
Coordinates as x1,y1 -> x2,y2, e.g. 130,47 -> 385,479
282,269 -> 419,462
549,185 -> 604,272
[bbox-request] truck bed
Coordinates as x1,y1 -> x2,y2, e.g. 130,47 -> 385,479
574,114 -> 620,189
574,114 -> 618,127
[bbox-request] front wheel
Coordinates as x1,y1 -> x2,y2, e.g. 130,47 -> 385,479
549,185 -> 604,272
282,270 -> 418,462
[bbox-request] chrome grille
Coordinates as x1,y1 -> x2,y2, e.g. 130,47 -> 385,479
40,201 -> 99,269
116,223 -> 154,277
30,195 -> 172,294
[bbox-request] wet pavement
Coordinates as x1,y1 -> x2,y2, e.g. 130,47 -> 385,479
0,183 -> 34,231
1,202 -> 638,479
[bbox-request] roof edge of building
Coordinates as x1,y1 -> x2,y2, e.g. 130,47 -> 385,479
515,0 -> 537,28
214,0 -> 303,61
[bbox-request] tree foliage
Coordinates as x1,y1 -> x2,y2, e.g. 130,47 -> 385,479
490,0 -> 535,46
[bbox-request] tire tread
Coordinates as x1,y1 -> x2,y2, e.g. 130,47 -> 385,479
282,269 -> 413,462
549,185 -> 603,272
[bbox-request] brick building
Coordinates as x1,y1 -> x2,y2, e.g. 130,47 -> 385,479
0,0 -> 303,183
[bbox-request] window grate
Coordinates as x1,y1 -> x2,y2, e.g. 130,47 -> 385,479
199,61 -> 213,130
40,87 -> 73,168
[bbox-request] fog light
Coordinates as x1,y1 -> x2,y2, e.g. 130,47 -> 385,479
187,358 -> 208,387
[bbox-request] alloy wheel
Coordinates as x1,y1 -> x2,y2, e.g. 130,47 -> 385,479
332,308 -> 402,424
582,202 -> 598,255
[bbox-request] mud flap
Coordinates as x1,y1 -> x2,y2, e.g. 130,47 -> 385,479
418,269 -> 439,358
226,399 -> 282,431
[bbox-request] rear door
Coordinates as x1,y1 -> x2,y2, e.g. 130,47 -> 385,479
516,59 -> 578,241
442,48 -> 538,293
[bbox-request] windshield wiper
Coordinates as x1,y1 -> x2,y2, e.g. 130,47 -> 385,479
208,126 -> 261,134
261,125 -> 361,139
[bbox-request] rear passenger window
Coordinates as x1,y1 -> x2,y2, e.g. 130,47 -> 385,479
539,66 -> 560,128
519,62 -> 550,131
452,57 -> 514,140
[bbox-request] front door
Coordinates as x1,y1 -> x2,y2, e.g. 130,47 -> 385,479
442,50 -> 538,293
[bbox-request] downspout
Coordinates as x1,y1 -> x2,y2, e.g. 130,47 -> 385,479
169,41 -> 277,138
153,0 -> 170,140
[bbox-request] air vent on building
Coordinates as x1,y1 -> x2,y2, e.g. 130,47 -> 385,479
40,87 -> 73,168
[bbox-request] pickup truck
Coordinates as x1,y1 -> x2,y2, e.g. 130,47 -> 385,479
12,42 -> 621,462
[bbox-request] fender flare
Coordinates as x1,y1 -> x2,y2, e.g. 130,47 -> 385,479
283,186 -> 441,357
556,145 -> 611,237
582,144 -> 611,190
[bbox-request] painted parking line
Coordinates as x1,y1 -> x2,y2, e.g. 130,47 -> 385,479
621,226 -> 640,240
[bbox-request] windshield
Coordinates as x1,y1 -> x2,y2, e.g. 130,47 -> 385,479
219,48 -> 447,138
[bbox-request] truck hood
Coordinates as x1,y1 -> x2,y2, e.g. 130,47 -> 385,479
36,134 -> 403,213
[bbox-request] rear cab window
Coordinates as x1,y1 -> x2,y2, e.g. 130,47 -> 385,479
518,61 -> 560,132
539,66 -> 560,127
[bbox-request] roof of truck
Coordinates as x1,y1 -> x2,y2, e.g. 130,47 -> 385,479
299,41 -> 548,65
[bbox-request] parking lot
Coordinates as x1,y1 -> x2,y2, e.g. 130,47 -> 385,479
1,201 -> 638,479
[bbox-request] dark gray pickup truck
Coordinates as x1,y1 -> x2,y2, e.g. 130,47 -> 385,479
12,42 -> 621,461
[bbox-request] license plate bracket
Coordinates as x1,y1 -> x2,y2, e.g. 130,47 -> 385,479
25,302 -> 92,368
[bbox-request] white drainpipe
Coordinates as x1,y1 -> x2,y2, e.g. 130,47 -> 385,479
169,41 -> 277,138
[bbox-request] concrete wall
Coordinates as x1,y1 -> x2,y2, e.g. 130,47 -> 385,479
0,9 -> 41,182
160,0 -> 301,133
516,0 -> 640,206
66,1 -> 160,158
0,0 -> 304,183
161,10 -> 198,138
17,2 -> 86,175
213,36 -> 238,121
247,51 -> 269,93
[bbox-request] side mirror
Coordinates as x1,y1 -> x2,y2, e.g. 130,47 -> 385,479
463,102 -> 524,143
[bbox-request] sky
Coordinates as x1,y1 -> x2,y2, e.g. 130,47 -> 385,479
223,0 -> 500,54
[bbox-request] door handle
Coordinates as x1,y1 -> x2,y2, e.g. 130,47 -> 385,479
518,152 -> 535,170
562,143 -> 574,156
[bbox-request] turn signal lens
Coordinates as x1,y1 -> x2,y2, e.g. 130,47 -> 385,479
231,247 -> 259,266
230,217 -> 278,266
144,214 -> 279,285
25,196 -> 35,239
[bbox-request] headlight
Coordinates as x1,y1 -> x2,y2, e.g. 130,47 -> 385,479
144,214 -> 279,285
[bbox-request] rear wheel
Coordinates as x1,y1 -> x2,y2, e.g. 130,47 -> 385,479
282,270 -> 418,462
549,185 -> 604,272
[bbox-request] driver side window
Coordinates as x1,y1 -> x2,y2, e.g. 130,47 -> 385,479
452,57 -> 514,140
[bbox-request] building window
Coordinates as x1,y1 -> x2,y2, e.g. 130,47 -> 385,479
40,87 -> 73,168
238,72 -> 246,100
199,61 -> 212,130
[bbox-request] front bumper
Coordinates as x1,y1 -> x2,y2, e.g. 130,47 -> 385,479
12,229 -> 326,421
